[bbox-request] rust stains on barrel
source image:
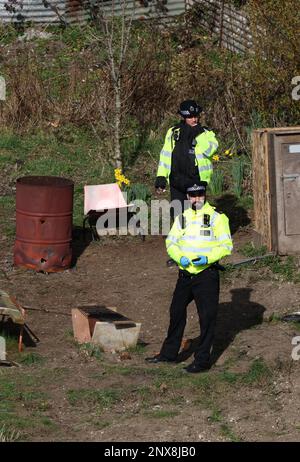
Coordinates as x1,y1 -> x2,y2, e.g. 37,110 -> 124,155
14,176 -> 74,272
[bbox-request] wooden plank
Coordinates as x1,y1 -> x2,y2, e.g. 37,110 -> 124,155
252,129 -> 272,250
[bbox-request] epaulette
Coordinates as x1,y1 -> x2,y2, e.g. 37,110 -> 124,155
214,208 -> 224,216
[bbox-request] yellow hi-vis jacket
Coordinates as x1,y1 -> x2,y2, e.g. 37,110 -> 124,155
166,202 -> 233,274
157,126 -> 218,185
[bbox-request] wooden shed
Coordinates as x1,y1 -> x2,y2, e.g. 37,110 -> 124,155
253,126 -> 300,255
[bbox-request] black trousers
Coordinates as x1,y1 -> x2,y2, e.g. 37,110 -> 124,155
170,186 -> 187,220
160,267 -> 220,367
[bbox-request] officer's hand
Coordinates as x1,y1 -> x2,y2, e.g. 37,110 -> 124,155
155,176 -> 167,193
193,256 -> 208,266
180,256 -> 190,267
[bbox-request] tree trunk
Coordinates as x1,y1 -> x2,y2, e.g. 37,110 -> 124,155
114,85 -> 122,169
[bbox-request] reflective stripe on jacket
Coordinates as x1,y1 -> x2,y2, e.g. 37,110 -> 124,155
157,127 -> 218,184
165,202 -> 232,274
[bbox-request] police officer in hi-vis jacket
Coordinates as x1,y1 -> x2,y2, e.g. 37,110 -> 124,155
155,100 -> 218,218
146,181 -> 232,373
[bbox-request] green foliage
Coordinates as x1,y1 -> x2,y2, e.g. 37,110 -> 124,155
262,255 -> 300,283
125,183 -> 151,203
208,170 -> 224,196
239,242 -> 267,257
231,158 -> 245,197
237,195 -> 253,210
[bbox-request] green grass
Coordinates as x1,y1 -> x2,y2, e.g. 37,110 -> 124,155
0,331 -> 19,353
209,407 -> 223,423
125,343 -> 147,355
0,373 -> 54,438
133,385 -> 152,400
78,342 -> 103,360
0,196 -> 15,238
103,365 -> 136,376
268,313 -> 282,323
67,388 -> 121,408
0,425 -> 20,442
92,420 -> 111,430
239,242 -> 267,257
0,127 -> 115,232
18,352 -> 45,366
218,370 -> 239,384
226,246 -> 300,284
40,418 -> 57,428
142,365 -> 186,381
264,256 -> 300,283
207,402 -> 241,442
242,358 -> 272,385
220,423 -> 240,442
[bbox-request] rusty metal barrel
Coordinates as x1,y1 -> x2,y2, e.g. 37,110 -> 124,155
14,176 -> 74,272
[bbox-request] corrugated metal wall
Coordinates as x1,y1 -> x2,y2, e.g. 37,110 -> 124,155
189,0 -> 252,53
102,0 -> 187,20
0,0 -> 252,54
0,0 -> 91,24
0,0 -> 187,24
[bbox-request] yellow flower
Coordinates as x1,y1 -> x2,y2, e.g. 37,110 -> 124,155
225,149 -> 230,155
212,154 -> 220,162
114,168 -> 131,188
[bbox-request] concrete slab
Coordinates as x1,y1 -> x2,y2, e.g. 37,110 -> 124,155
72,305 -> 141,352
92,321 -> 141,352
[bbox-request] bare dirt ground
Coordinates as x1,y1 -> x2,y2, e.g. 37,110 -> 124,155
1,224 -> 300,442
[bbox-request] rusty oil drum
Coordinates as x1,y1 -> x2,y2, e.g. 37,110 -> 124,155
14,176 -> 74,272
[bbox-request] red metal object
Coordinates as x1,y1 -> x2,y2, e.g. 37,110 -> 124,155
14,176 -> 74,272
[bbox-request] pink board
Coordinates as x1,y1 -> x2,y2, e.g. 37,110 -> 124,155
84,183 -> 129,215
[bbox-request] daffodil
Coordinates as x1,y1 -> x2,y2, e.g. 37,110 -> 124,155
114,168 -> 130,188
225,149 -> 230,156
212,154 -> 220,162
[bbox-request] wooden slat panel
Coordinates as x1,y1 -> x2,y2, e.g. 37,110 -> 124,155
252,126 -> 300,251
252,129 -> 272,250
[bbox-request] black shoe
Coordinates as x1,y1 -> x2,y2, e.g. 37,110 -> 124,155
184,363 -> 210,373
145,354 -> 176,364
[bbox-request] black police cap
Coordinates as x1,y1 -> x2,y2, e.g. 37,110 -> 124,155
186,181 -> 207,195
178,100 -> 202,118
